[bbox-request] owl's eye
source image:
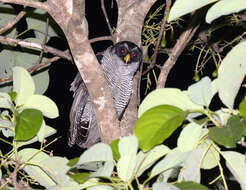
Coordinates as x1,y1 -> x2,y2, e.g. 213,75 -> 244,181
120,48 -> 125,54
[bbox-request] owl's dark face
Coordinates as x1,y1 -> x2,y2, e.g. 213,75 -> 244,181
114,41 -> 142,65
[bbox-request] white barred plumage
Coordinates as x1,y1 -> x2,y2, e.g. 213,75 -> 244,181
68,41 -> 142,148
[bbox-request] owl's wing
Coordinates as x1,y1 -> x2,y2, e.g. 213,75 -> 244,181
68,73 -> 90,147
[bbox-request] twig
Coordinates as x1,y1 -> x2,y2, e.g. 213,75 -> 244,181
0,35 -> 72,61
0,0 -> 50,12
156,12 -> 201,88
89,36 -> 113,43
143,0 -> 172,75
101,0 -> 115,43
35,17 -> 49,65
0,10 -> 26,35
0,53 -> 64,83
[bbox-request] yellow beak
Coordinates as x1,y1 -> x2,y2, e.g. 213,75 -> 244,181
124,53 -> 131,64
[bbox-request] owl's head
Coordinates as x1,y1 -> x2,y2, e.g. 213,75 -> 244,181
113,41 -> 142,65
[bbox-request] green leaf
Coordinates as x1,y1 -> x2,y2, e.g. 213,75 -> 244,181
15,108 -> 43,141
39,156 -> 70,186
37,121 -> 56,142
16,123 -> 56,148
188,76 -> 212,107
91,160 -> 114,178
177,123 -> 203,152
182,148 -> 203,183
153,182 -> 180,190
117,135 -> 138,181
0,47 -> 49,95
8,91 -> 17,102
208,116 -> 245,148
222,151 -> 246,190
239,96 -> 246,122
215,40 -> 246,108
17,148 -> 55,188
151,148 -> 189,178
199,138 -> 220,170
23,94 -> 59,118
13,66 -> 35,106
60,181 -> 83,190
175,181 -> 209,190
138,88 -> 202,118
110,139 -> 120,160
77,143 -> 113,166
69,172 -> 90,184
168,0 -> 218,22
26,8 -> 59,39
136,145 -> 170,177
135,105 -> 187,152
67,157 -> 79,167
206,0 -> 246,23
81,178 -> 113,190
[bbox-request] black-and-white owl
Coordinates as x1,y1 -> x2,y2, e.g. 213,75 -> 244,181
68,41 -> 142,148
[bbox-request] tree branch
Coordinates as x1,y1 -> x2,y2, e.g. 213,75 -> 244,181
89,36 -> 113,43
115,0 -> 157,135
101,0 -> 114,43
0,36 -> 72,61
157,12 -> 201,88
0,0 -> 50,12
143,0 -> 172,75
0,10 -> 26,35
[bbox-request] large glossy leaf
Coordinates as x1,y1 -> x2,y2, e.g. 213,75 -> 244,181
117,135 -> 138,181
39,156 -> 70,187
175,181 -> 209,190
17,148 -> 55,188
182,148 -> 203,183
0,45 -> 49,95
15,108 -> 43,141
153,182 -> 180,190
188,77 -> 212,107
16,122 -> 56,148
222,151 -> 246,190
91,160 -> 114,178
199,138 -> 220,170
26,8 -> 59,39
135,105 -> 187,152
80,178 -> 113,190
23,94 -> 59,118
209,116 -> 245,148
206,0 -> 246,23
168,0 -> 218,22
13,66 -> 35,106
216,40 -> 246,108
177,123 -> 203,152
151,148 -> 189,178
77,143 -> 113,166
138,88 -> 202,118
136,145 -> 170,177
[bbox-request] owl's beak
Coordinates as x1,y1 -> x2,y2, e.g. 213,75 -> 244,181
124,53 -> 131,64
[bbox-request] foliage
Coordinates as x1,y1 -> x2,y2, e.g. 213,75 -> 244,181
0,0 -> 246,189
